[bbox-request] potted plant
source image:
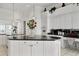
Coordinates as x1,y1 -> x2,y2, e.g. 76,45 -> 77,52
27,19 -> 37,37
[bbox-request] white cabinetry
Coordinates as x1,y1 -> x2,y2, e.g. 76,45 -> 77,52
0,35 -> 7,47
32,41 -> 43,56
8,41 -> 31,56
72,12 -> 79,29
50,13 -> 72,29
0,35 -> 2,46
52,4 -> 74,16
60,14 -> 72,29
49,4 -> 79,29
21,41 -> 31,56
44,40 -> 60,56
49,4 -> 73,29
50,16 -> 60,29
8,40 -> 60,56
8,40 -> 44,56
8,41 -> 20,56
61,37 -> 66,48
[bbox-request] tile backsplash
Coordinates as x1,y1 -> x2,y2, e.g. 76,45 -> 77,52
48,29 -> 79,36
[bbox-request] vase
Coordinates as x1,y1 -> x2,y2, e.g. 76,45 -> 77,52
29,29 -> 34,37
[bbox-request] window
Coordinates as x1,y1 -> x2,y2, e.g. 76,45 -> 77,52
0,24 -> 5,34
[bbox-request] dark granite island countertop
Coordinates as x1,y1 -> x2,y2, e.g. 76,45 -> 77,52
8,35 -> 61,41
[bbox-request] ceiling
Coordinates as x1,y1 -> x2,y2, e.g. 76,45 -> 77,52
0,3 -> 71,13
0,3 -> 71,21
0,3 -> 54,19
0,3 -> 54,11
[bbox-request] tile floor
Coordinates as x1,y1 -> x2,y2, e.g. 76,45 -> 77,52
61,48 -> 79,56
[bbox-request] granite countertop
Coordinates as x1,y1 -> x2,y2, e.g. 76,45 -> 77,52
64,36 -> 79,38
63,35 -> 79,38
8,35 -> 61,41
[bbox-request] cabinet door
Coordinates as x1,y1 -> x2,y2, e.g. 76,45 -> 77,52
17,41 -> 32,56
8,41 -> 31,56
8,41 -> 21,56
2,35 -> 7,46
61,37 -> 66,48
53,17 -> 60,29
32,41 -> 43,56
0,35 -> 3,46
64,14 -> 72,29
51,16 -> 59,29
60,14 -> 72,29
22,41 -> 31,56
50,15 -> 61,29
72,12 -> 79,29
44,40 -> 60,56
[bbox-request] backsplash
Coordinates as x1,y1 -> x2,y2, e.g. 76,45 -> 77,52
48,29 -> 79,37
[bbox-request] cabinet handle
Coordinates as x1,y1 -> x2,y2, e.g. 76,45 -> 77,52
24,42 -> 27,43
29,45 -> 33,47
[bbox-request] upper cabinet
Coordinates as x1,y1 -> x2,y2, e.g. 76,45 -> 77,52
72,12 -> 79,29
50,13 -> 72,29
60,14 -> 72,29
51,4 -> 78,17
49,4 -> 79,29
50,15 -> 60,29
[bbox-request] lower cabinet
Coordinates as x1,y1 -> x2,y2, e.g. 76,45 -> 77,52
8,40 -> 60,56
8,41 -> 44,56
8,41 -> 31,56
0,35 -> 7,46
8,41 -> 20,56
32,41 -> 43,56
21,41 -> 31,56
44,40 -> 60,56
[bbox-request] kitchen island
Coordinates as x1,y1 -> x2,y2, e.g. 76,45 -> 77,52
8,35 -> 61,56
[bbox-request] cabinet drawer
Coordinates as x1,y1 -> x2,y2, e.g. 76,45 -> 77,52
8,40 -> 32,45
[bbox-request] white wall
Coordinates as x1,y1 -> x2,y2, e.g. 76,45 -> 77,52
0,6 -> 27,35
0,7 -> 22,24
0,5 -> 44,35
